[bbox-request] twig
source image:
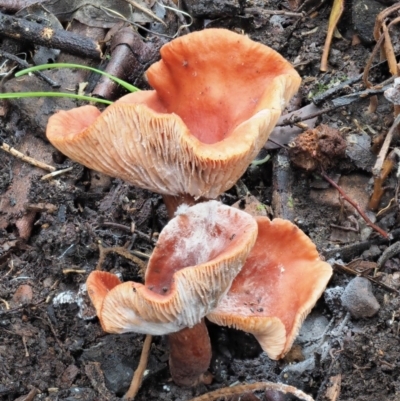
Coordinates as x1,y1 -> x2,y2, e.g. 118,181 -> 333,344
0,141 -> 56,172
102,222 -> 157,244
45,315 -> 65,350
372,114 -> 400,177
0,12 -> 102,59
0,298 -> 46,316
245,7 -> 305,17
276,105 -> 343,126
102,222 -> 133,232
0,298 -> 10,310
323,228 -> 400,261
321,172 -> 389,238
0,50 -> 59,87
41,166 -> 73,180
124,0 -> 167,26
62,268 -> 86,274
188,381 -> 315,401
96,244 -> 147,274
377,241 -> 400,268
333,263 -> 399,294
124,335 -> 153,399
22,336 -> 29,357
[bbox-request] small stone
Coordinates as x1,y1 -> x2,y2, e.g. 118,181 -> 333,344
43,277 -> 54,288
12,284 -> 33,305
341,277 -> 380,318
361,245 -> 381,259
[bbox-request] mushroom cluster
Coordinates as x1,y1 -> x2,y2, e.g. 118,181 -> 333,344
87,201 -> 332,386
44,29 -> 331,388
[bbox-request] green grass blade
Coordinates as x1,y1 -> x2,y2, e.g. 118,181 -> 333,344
251,154 -> 271,166
0,92 -> 113,105
15,63 -> 140,93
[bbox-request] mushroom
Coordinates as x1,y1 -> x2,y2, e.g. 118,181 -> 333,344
46,29 -> 301,206
86,200 -> 258,386
207,216 -> 333,359
86,202 -> 332,387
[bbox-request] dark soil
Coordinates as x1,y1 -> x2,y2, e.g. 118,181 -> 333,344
1,1 -> 400,401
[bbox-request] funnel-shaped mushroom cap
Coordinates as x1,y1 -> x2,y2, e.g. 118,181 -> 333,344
47,29 -> 301,198
207,217 -> 332,359
87,201 -> 258,335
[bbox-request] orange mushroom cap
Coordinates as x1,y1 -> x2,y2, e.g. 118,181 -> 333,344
46,29 -> 301,198
207,217 -> 332,359
86,201 -> 258,335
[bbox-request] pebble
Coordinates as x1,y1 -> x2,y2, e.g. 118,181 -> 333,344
362,244 -> 380,260
341,277 -> 380,318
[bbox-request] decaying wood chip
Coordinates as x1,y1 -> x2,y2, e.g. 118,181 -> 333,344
84,362 -> 119,401
13,388 -> 38,401
325,374 -> 341,401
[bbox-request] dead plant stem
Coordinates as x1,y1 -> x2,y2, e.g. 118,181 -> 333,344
373,114 -> 400,177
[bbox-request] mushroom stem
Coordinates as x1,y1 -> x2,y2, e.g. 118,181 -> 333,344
162,194 -> 197,219
168,319 -> 212,387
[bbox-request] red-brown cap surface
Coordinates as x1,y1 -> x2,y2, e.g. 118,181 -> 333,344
86,201 -> 258,335
47,29 -> 301,198
207,217 -> 332,359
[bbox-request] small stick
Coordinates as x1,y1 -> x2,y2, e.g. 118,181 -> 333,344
0,12 -> 102,59
0,141 -> 56,172
372,114 -> 400,177
0,50 -> 59,87
101,222 -> 157,244
321,172 -> 389,239
276,105 -> 343,126
22,336 -> 29,357
0,298 -> 10,310
96,244 -> 147,273
333,263 -> 399,294
124,0 -> 167,26
62,268 -> 86,274
377,241 -> 400,268
245,8 -> 305,17
41,166 -> 73,180
124,335 -> 153,399
188,381 -> 315,401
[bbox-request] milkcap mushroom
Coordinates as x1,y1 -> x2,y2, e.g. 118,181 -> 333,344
46,29 -> 301,200
207,217 -> 333,359
86,200 -> 258,386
